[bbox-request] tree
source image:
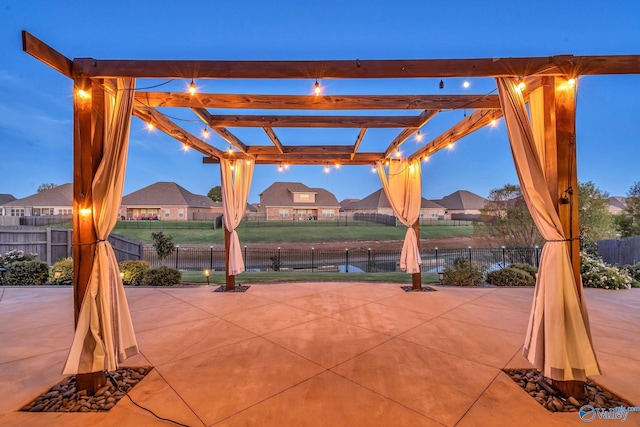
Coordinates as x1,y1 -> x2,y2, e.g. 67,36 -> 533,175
617,181 -> 640,237
474,184 -> 544,248
207,186 -> 222,202
151,232 -> 175,261
578,181 -> 616,247
37,183 -> 57,192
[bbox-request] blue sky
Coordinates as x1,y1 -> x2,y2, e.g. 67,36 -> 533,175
1,0 -> 638,203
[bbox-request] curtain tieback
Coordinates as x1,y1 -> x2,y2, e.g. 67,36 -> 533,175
546,237 -> 580,243
72,239 -> 107,246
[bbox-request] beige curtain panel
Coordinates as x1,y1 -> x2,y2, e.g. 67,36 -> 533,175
63,78 -> 138,375
496,77 -> 599,381
221,159 -> 255,275
376,159 -> 422,273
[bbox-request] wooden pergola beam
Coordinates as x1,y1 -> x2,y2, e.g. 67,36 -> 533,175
263,127 -> 284,153
72,54 -> 640,79
192,108 -> 249,152
194,114 -> 418,128
246,145 -> 354,155
134,93 -> 502,110
204,152 -> 382,165
408,109 -> 503,161
22,31 -> 73,78
352,128 -> 367,160
383,110 -> 439,158
134,106 -> 224,159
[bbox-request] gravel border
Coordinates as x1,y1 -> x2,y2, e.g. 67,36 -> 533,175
505,368 -> 633,412
213,284 -> 250,292
20,366 -> 152,413
400,285 -> 437,292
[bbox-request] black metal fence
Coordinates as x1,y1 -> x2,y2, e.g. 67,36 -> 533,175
143,246 -> 541,273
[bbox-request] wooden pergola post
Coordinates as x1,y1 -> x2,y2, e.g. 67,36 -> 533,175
72,78 -> 107,393
411,220 -> 422,290
541,75 -> 585,399
224,226 -> 236,291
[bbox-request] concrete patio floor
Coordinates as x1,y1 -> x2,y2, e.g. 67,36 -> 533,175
0,283 -> 639,426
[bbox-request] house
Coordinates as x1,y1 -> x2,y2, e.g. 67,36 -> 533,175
0,194 -> 17,216
608,196 -> 627,215
433,190 -> 488,219
257,182 -> 340,220
1,184 -> 73,217
120,182 -> 222,221
341,189 -> 446,219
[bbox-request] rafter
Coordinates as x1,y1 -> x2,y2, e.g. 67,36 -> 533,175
204,152 -> 382,165
246,145 -> 354,155
351,128 -> 367,160
133,106 -> 224,159
383,110 -> 439,158
263,127 -> 284,153
408,110 -> 503,161
192,108 -> 248,152
194,114 -> 417,128
72,54 -> 640,79
22,31 -> 73,78
134,93 -> 502,110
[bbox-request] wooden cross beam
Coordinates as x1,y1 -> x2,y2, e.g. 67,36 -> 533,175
352,128 -> 367,160
383,110 -> 439,158
193,114 -> 419,128
192,108 -> 249,153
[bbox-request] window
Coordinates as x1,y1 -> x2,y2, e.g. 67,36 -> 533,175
431,211 -> 439,218
322,209 -> 335,217
178,209 -> 184,218
299,194 -> 310,201
279,209 -> 289,218
59,209 -> 72,215
164,209 -> 170,218
11,208 -> 25,217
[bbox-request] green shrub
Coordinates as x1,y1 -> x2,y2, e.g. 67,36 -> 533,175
621,263 -> 640,288
119,260 -> 151,286
487,267 -> 535,287
0,250 -> 38,268
442,258 -> 483,286
509,263 -> 538,279
581,252 -> 633,290
151,232 -> 175,260
141,266 -> 181,286
4,261 -> 49,286
49,258 -> 74,286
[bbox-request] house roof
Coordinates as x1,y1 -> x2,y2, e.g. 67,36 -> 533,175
259,182 -> 339,207
342,189 -> 444,210
0,194 -> 16,205
122,182 -> 220,208
339,198 -> 360,210
3,183 -> 73,207
608,196 -> 627,210
434,190 -> 487,210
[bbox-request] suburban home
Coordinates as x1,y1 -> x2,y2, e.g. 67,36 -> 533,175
608,196 -> 627,215
433,190 -> 488,219
1,184 -> 73,217
257,182 -> 340,220
341,188 -> 446,219
0,194 -> 17,216
120,182 -> 223,221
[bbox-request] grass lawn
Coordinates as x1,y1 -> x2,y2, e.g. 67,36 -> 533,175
180,270 -> 440,284
112,222 -> 473,245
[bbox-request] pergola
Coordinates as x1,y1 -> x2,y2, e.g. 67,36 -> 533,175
22,31 -> 640,397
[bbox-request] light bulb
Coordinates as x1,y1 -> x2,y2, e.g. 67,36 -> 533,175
227,146 -> 233,155
490,119 -> 497,127
395,148 -> 401,158
415,130 -> 423,142
182,143 -> 190,152
462,80 -> 470,89
284,163 -> 290,170
314,80 -> 321,96
77,89 -> 90,100
439,79 -> 444,89
202,127 -> 210,139
516,81 -> 526,92
568,78 -> 576,87
323,165 -> 330,174
371,166 -> 377,173
422,155 -> 429,162
146,123 -> 155,131
448,142 -> 454,150
335,163 -> 341,169
189,79 -> 196,96
278,164 -> 283,172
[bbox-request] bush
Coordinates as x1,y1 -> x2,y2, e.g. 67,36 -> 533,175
151,232 -> 175,261
0,249 -> 38,268
487,267 -> 535,287
620,263 -> 640,288
119,260 -> 150,286
581,252 -> 634,290
442,258 -> 483,286
3,260 -> 49,286
141,266 -> 181,286
49,258 -> 74,286
509,263 -> 538,279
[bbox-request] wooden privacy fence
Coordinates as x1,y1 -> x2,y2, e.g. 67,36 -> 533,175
0,226 -> 142,265
597,235 -> 640,266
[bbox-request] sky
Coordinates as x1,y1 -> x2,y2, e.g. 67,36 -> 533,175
1,0 -> 639,204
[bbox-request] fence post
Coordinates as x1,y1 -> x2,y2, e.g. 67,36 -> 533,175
67,229 -> 73,258
45,227 -> 52,266
210,245 -> 213,271
501,246 -> 506,267
468,246 -> 472,263
311,247 -> 315,272
367,248 -> 371,272
535,245 -> 540,267
435,247 -> 439,272
244,245 -> 247,268
345,248 -> 349,273
175,245 -> 179,269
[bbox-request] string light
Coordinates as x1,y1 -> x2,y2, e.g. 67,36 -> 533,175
516,80 -> 526,92
284,163 -> 290,170
182,143 -> 190,152
323,164 -> 330,174
230,162 -> 235,171
422,155 -> 429,162
188,79 -> 196,96
314,79 -> 322,96
395,148 -> 401,158
202,127 -> 210,139
278,164 -> 284,172
79,208 -> 92,217
439,79 -> 444,89
371,165 -> 377,173
146,122 -> 155,131
76,89 -> 90,100
568,77 -> 577,87
227,146 -> 234,155
335,163 -> 341,170
462,80 -> 470,89
409,163 -> 415,173
490,119 -> 497,128
415,130 -> 423,142
448,142 -> 455,150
